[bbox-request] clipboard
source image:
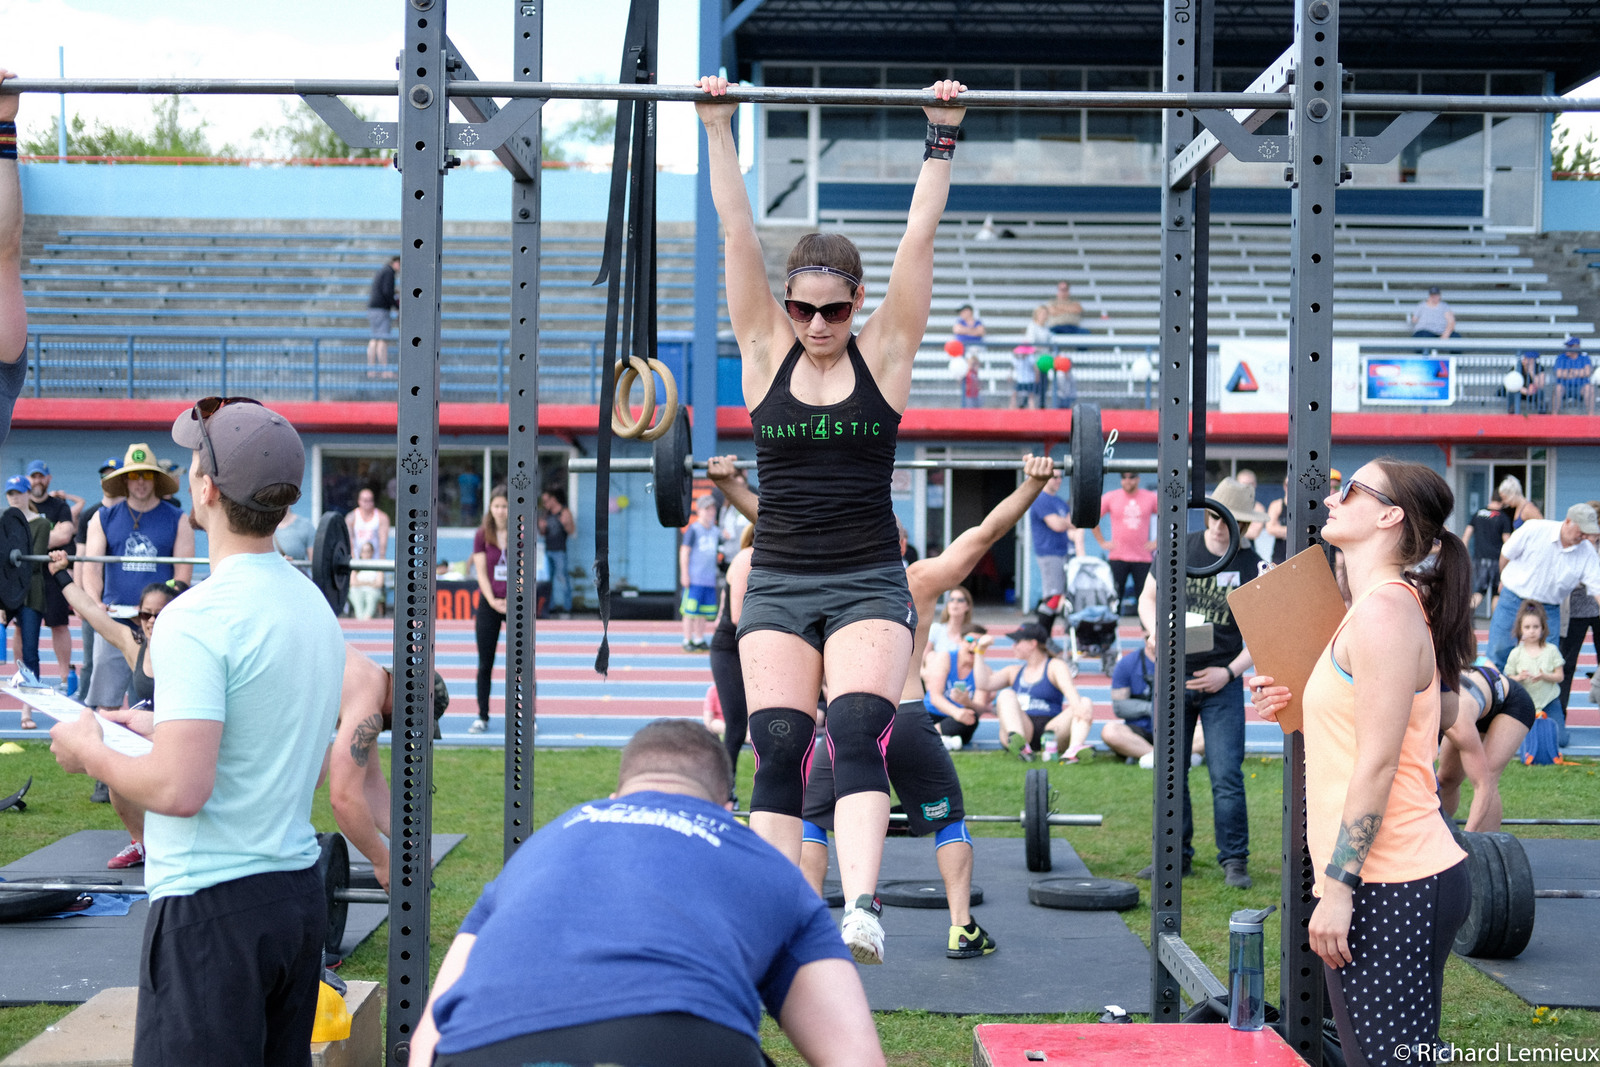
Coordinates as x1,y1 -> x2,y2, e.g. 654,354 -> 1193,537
1225,546 -> 1348,734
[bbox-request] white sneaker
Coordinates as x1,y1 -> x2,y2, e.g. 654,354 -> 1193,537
1138,752 -> 1155,770
468,718 -> 488,734
841,895 -> 886,965
941,735 -> 963,752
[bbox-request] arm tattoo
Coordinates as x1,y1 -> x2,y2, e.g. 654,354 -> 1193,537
349,712 -> 385,767
1329,814 -> 1383,873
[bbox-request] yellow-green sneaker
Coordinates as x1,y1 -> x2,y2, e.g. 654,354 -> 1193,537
947,921 -> 997,959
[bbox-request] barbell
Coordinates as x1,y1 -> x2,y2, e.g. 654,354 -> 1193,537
735,767 -> 1094,873
594,402 -> 1122,530
0,511 -> 367,620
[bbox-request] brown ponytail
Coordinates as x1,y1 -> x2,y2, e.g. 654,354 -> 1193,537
1373,459 -> 1475,681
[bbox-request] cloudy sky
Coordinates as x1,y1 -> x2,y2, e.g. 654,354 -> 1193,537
5,0 -> 705,168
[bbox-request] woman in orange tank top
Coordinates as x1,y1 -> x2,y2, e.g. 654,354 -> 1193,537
1251,459 -> 1474,1066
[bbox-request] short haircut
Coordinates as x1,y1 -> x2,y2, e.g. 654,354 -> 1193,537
542,484 -> 567,508
220,484 -> 298,538
618,719 -> 733,803
960,622 -> 987,637
1497,475 -> 1522,500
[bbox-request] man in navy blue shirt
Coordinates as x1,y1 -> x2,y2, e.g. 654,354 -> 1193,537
1027,472 -> 1083,618
411,720 -> 883,1067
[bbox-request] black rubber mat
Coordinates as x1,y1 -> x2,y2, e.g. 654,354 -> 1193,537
0,829 -> 464,1005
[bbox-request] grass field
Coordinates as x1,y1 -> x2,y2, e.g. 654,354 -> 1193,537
1,740 -> 1596,1063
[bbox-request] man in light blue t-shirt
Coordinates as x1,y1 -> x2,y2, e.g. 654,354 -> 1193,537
51,398 -> 343,1066
1027,473 -> 1083,611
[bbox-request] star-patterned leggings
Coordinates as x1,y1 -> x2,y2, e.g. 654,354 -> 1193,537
1324,860 -> 1470,1067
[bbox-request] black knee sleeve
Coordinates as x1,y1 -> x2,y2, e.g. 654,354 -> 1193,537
825,692 -> 896,799
749,708 -> 817,816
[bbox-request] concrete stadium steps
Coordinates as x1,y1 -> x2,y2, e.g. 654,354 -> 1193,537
2,618 -> 1594,755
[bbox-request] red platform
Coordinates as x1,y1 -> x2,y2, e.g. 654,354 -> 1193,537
972,1023 -> 1309,1066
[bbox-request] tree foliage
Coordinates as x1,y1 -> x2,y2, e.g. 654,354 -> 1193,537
1552,117 -> 1600,179
251,100 -> 391,160
21,96 -> 225,159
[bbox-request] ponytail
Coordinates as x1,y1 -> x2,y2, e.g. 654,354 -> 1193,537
1409,531 -> 1474,682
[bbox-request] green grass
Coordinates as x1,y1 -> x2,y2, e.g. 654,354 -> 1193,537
2,741 -> 1597,1062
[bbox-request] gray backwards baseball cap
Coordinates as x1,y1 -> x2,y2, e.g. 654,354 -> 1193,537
171,398 -> 305,511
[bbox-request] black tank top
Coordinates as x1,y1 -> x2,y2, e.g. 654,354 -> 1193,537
127,642 -> 155,706
749,337 -> 901,573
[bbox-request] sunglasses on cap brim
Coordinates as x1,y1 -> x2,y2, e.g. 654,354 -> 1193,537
784,299 -> 855,325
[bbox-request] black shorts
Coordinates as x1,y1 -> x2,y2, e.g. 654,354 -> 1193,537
1027,712 -> 1064,741
135,865 -> 325,1067
737,562 -> 916,653
934,713 -> 978,746
41,578 -> 71,628
1481,681 -> 1537,733
435,1012 -> 764,1067
1124,716 -> 1155,743
804,700 -> 965,836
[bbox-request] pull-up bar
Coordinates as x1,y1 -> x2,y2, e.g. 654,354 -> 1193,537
3,78 -> 1598,115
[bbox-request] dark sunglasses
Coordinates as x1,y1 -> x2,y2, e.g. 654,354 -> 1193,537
138,609 -> 162,622
784,299 -> 854,325
1337,479 -> 1399,509
190,396 -> 262,477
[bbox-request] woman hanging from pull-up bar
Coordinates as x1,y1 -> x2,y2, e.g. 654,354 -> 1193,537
695,74 -> 965,966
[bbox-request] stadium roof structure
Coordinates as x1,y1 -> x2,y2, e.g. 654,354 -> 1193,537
720,0 -> 1600,95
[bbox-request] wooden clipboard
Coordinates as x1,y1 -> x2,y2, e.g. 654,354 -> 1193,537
1225,546 -> 1348,734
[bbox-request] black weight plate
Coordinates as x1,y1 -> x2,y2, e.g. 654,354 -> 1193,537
820,879 -> 844,909
0,775 -> 32,813
878,879 -> 985,910
318,832 -> 350,957
1452,832 -> 1495,957
1069,403 -> 1104,529
0,875 -> 108,923
1024,767 -> 1052,873
1029,877 -> 1141,911
1475,829 -> 1510,958
312,512 -> 352,616
0,507 -> 33,614
652,405 -> 692,529
1486,832 -> 1535,960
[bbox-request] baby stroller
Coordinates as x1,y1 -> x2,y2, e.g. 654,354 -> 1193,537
1036,557 -> 1123,677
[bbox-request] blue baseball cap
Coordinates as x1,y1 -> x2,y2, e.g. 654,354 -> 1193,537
24,460 -> 48,477
1565,336 -> 1582,348
98,456 -> 122,475
5,476 -> 29,495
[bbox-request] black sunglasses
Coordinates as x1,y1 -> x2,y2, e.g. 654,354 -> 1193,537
1337,479 -> 1399,509
191,396 -> 262,478
138,609 -> 162,622
784,299 -> 855,325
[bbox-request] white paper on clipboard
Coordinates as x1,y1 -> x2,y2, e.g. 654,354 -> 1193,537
94,713 -> 155,758
3,680 -> 154,756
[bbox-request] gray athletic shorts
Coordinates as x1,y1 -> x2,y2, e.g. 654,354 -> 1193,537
367,307 -> 393,338
736,562 -> 917,653
85,627 -> 136,708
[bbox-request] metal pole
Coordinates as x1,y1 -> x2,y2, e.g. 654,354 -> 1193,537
1281,1 -> 1341,1059
692,0 -> 722,465
1151,0 -> 1197,1023
502,0 -> 543,862
56,47 -> 66,162
387,0 -> 448,1058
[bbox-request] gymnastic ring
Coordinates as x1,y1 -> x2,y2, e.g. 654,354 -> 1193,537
611,356 -> 657,439
632,359 -> 679,443
1186,497 -> 1240,579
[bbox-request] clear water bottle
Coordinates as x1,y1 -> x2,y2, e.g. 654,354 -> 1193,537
1228,904 -> 1276,1031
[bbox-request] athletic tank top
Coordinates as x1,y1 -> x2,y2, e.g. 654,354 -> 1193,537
351,509 -> 384,552
923,650 -> 977,718
748,337 -> 902,573
1302,581 -> 1467,888
127,642 -> 156,707
1011,660 -> 1064,719
100,500 -> 182,607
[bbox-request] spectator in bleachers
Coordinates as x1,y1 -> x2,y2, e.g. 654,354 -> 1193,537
1507,350 -> 1547,414
0,70 -> 32,450
25,461 -> 82,692
1045,281 -> 1086,335
1010,345 -> 1040,409
952,304 -> 984,351
1553,336 -> 1594,416
1408,286 -> 1458,340
367,255 -> 400,376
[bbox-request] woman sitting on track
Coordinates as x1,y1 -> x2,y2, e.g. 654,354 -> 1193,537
974,621 -> 1094,763
1251,459 -> 1474,1067
695,73 -> 966,965
1438,661 -> 1534,833
46,549 -> 187,870
927,585 -> 975,656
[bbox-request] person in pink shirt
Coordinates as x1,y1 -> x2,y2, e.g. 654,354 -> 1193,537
1096,471 -> 1158,610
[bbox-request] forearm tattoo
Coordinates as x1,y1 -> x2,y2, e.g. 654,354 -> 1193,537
1329,814 -> 1383,872
350,712 -> 384,767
